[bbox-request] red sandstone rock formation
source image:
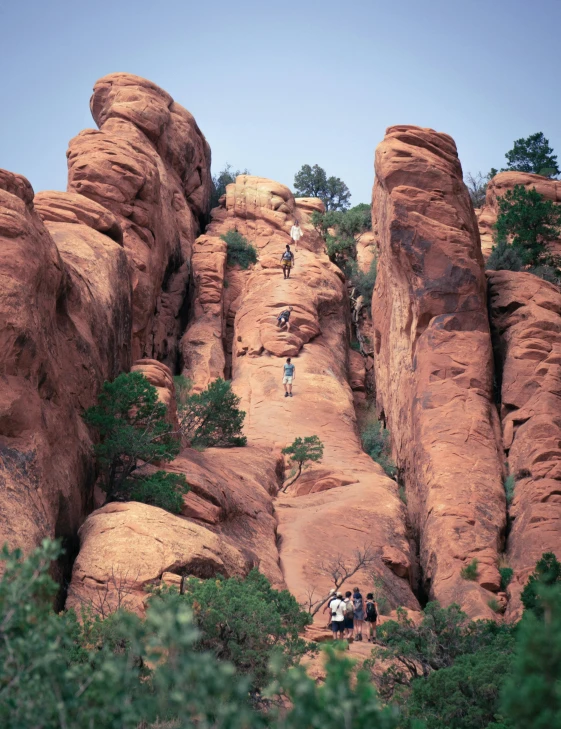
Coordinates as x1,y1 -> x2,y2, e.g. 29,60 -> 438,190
372,126 -> 506,619
488,269 -> 561,620
188,175 -> 421,616
0,172 -> 131,554
67,73 -> 212,368
478,171 -> 561,259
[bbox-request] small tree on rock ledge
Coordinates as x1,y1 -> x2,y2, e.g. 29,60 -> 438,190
281,435 -> 324,492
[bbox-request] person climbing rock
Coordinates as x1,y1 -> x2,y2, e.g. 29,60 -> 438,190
343,590 -> 355,640
353,586 -> 365,641
290,220 -> 303,251
280,244 -> 295,279
283,357 -> 295,397
329,592 -> 346,640
277,306 -> 293,331
365,592 -> 379,643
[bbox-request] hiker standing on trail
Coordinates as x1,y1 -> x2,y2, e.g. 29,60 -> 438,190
283,358 -> 295,397
322,588 -> 337,629
277,306 -> 293,331
343,591 -> 355,640
353,586 -> 365,641
280,244 -> 295,279
365,592 -> 379,643
290,220 -> 303,251
329,592 -> 346,640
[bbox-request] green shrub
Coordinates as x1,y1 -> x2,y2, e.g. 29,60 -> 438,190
294,164 -> 351,211
486,236 -> 524,272
361,419 -> 396,478
350,339 -> 361,352
282,435 -> 324,491
173,374 -> 192,406
504,132 -> 559,176
155,569 -> 313,691
521,552 -> 561,618
494,185 -> 561,268
211,163 -> 250,208
500,566 -> 514,591
504,474 -> 516,504
350,257 -> 377,307
129,471 -> 189,514
221,230 -> 258,269
461,559 -> 479,581
83,372 -> 180,501
179,378 -> 246,447
398,486 -> 407,504
488,597 -> 503,614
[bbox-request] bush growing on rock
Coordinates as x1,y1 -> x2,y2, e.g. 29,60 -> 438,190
460,559 -> 479,581
221,229 -> 258,269
129,471 -> 189,514
504,132 -> 559,177
521,551 -> 561,618
179,377 -> 247,447
294,164 -> 351,211
154,569 -> 313,692
489,185 -> 561,275
83,371 -> 181,503
281,435 -> 324,491
361,419 -> 396,478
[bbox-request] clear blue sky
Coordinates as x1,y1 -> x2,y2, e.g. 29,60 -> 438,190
0,0 -> 559,205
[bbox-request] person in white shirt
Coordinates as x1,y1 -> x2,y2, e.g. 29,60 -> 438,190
290,220 -> 303,250
328,592 -> 346,639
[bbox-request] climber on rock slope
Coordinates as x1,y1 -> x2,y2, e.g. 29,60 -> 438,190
277,306 -> 293,331
280,244 -> 295,279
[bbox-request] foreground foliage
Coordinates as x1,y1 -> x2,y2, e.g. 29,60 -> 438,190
0,541 -> 400,729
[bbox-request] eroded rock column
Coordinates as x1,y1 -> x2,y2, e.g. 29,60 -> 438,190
488,269 -> 561,620
372,125 -> 505,618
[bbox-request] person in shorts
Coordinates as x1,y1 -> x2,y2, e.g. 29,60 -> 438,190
283,358 -> 295,397
322,588 -> 338,629
343,590 -> 355,640
365,593 -> 379,642
277,306 -> 293,331
329,592 -> 346,640
353,586 -> 365,641
280,245 -> 295,279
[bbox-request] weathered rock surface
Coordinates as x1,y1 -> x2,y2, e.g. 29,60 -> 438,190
372,126 -> 505,618
0,171 -> 131,554
66,501 -> 252,614
478,171 -> 561,259
200,176 -> 421,616
67,73 -> 212,368
488,269 -> 561,620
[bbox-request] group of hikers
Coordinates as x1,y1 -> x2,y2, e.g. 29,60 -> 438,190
280,221 -> 303,279
323,588 -> 378,643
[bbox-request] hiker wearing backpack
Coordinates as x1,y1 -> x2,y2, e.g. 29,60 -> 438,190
365,593 -> 379,642
343,591 -> 355,640
280,245 -> 295,279
322,589 -> 338,629
328,592 -> 346,640
352,587 -> 365,641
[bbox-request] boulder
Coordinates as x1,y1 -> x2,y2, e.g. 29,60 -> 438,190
67,73 -> 212,368
371,126 -> 505,619
488,269 -> 561,620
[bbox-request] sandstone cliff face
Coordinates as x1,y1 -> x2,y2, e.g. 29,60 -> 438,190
181,175 -> 421,615
488,269 -> 561,619
372,126 -> 506,618
67,73 -> 212,368
0,171 -> 131,554
478,171 -> 561,259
